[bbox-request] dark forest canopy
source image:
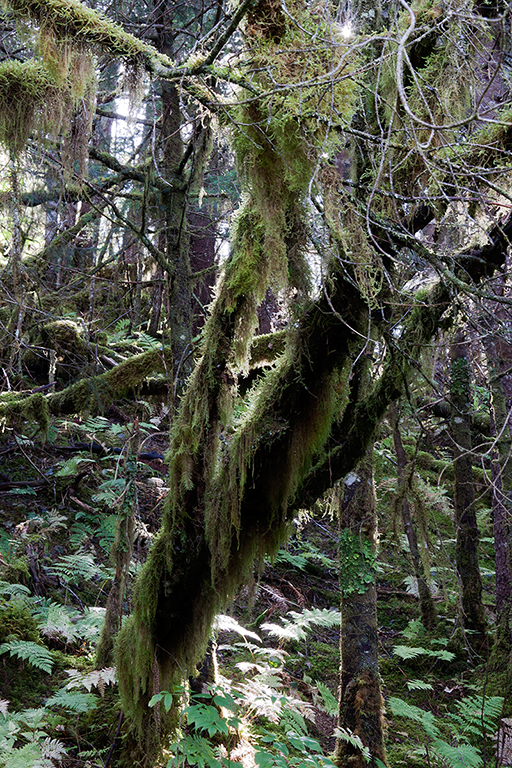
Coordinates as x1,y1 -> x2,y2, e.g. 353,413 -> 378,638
2,0 -> 512,765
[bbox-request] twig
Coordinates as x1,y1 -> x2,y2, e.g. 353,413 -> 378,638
104,709 -> 124,768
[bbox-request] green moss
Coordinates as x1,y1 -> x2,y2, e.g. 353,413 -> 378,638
249,329 -> 287,367
0,600 -> 39,643
3,0 -> 152,64
0,391 -> 50,433
0,60 -> 61,153
0,346 -> 173,426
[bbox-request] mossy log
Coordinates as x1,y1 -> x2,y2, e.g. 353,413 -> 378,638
0,347 -> 173,429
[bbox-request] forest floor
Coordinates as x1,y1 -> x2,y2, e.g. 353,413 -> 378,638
0,414 -> 507,767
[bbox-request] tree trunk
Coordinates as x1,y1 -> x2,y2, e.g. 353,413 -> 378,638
450,330 -> 487,648
149,0 -> 193,396
390,403 -> 437,630
96,423 -> 139,668
335,449 -> 386,768
481,304 -> 512,679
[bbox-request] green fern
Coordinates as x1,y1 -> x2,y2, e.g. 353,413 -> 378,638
0,707 -> 67,768
64,666 -> 117,695
47,553 -> 107,584
429,740 -> 482,768
0,640 -> 54,673
0,582 -> 31,600
450,694 -> 503,739
393,645 -> 455,662
262,607 -> 340,642
389,693 -> 504,768
91,478 -> 127,505
214,614 -> 262,642
75,607 -> 106,641
45,689 -> 98,713
407,679 -> 434,691
55,455 -> 94,477
36,602 -> 80,644
333,727 -> 371,762
315,681 -> 338,716
1,743 -> 43,768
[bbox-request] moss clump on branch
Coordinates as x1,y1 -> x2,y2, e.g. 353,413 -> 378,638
0,60 -> 61,153
248,329 -> 287,366
2,0 -> 152,65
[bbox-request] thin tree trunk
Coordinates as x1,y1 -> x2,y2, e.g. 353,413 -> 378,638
450,330 -> 487,648
390,403 -> 437,630
481,310 -> 512,677
335,449 -> 386,768
149,0 -> 192,395
96,423 -> 139,668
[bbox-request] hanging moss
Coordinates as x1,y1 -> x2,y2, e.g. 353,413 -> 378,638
114,1 -> 361,762
319,166 -> 384,306
0,60 -> 61,154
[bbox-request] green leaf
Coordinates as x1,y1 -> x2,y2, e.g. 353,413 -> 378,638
7,487 -> 37,496
387,697 -> 440,739
315,681 -> 338,716
55,455 -> 94,477
435,649 -> 456,661
333,727 -> 371,761
430,739 -> 483,768
255,752 -> 275,768
164,693 -> 174,711
48,553 -> 106,585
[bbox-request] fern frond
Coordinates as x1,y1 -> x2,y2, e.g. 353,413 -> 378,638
262,607 -> 340,642
2,742 -> 45,768
450,694 -> 503,736
315,681 -> 338,716
407,679 -> 434,691
41,736 -> 67,760
0,641 -> 54,673
393,645 -> 428,660
74,607 -> 106,641
214,614 -> 261,642
430,738 -> 482,768
48,554 -> 106,585
55,455 -> 94,477
45,689 -> 98,713
64,667 -> 117,696
333,727 -> 371,761
37,602 -> 80,644
388,696 -> 440,739
0,582 -> 31,600
0,698 -> 9,716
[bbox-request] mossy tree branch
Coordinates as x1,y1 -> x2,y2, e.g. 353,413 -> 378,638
0,347 -> 173,429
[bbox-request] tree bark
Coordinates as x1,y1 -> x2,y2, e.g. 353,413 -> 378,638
149,0 -> 193,397
450,330 -> 487,648
335,449 -> 386,768
390,403 -> 437,630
